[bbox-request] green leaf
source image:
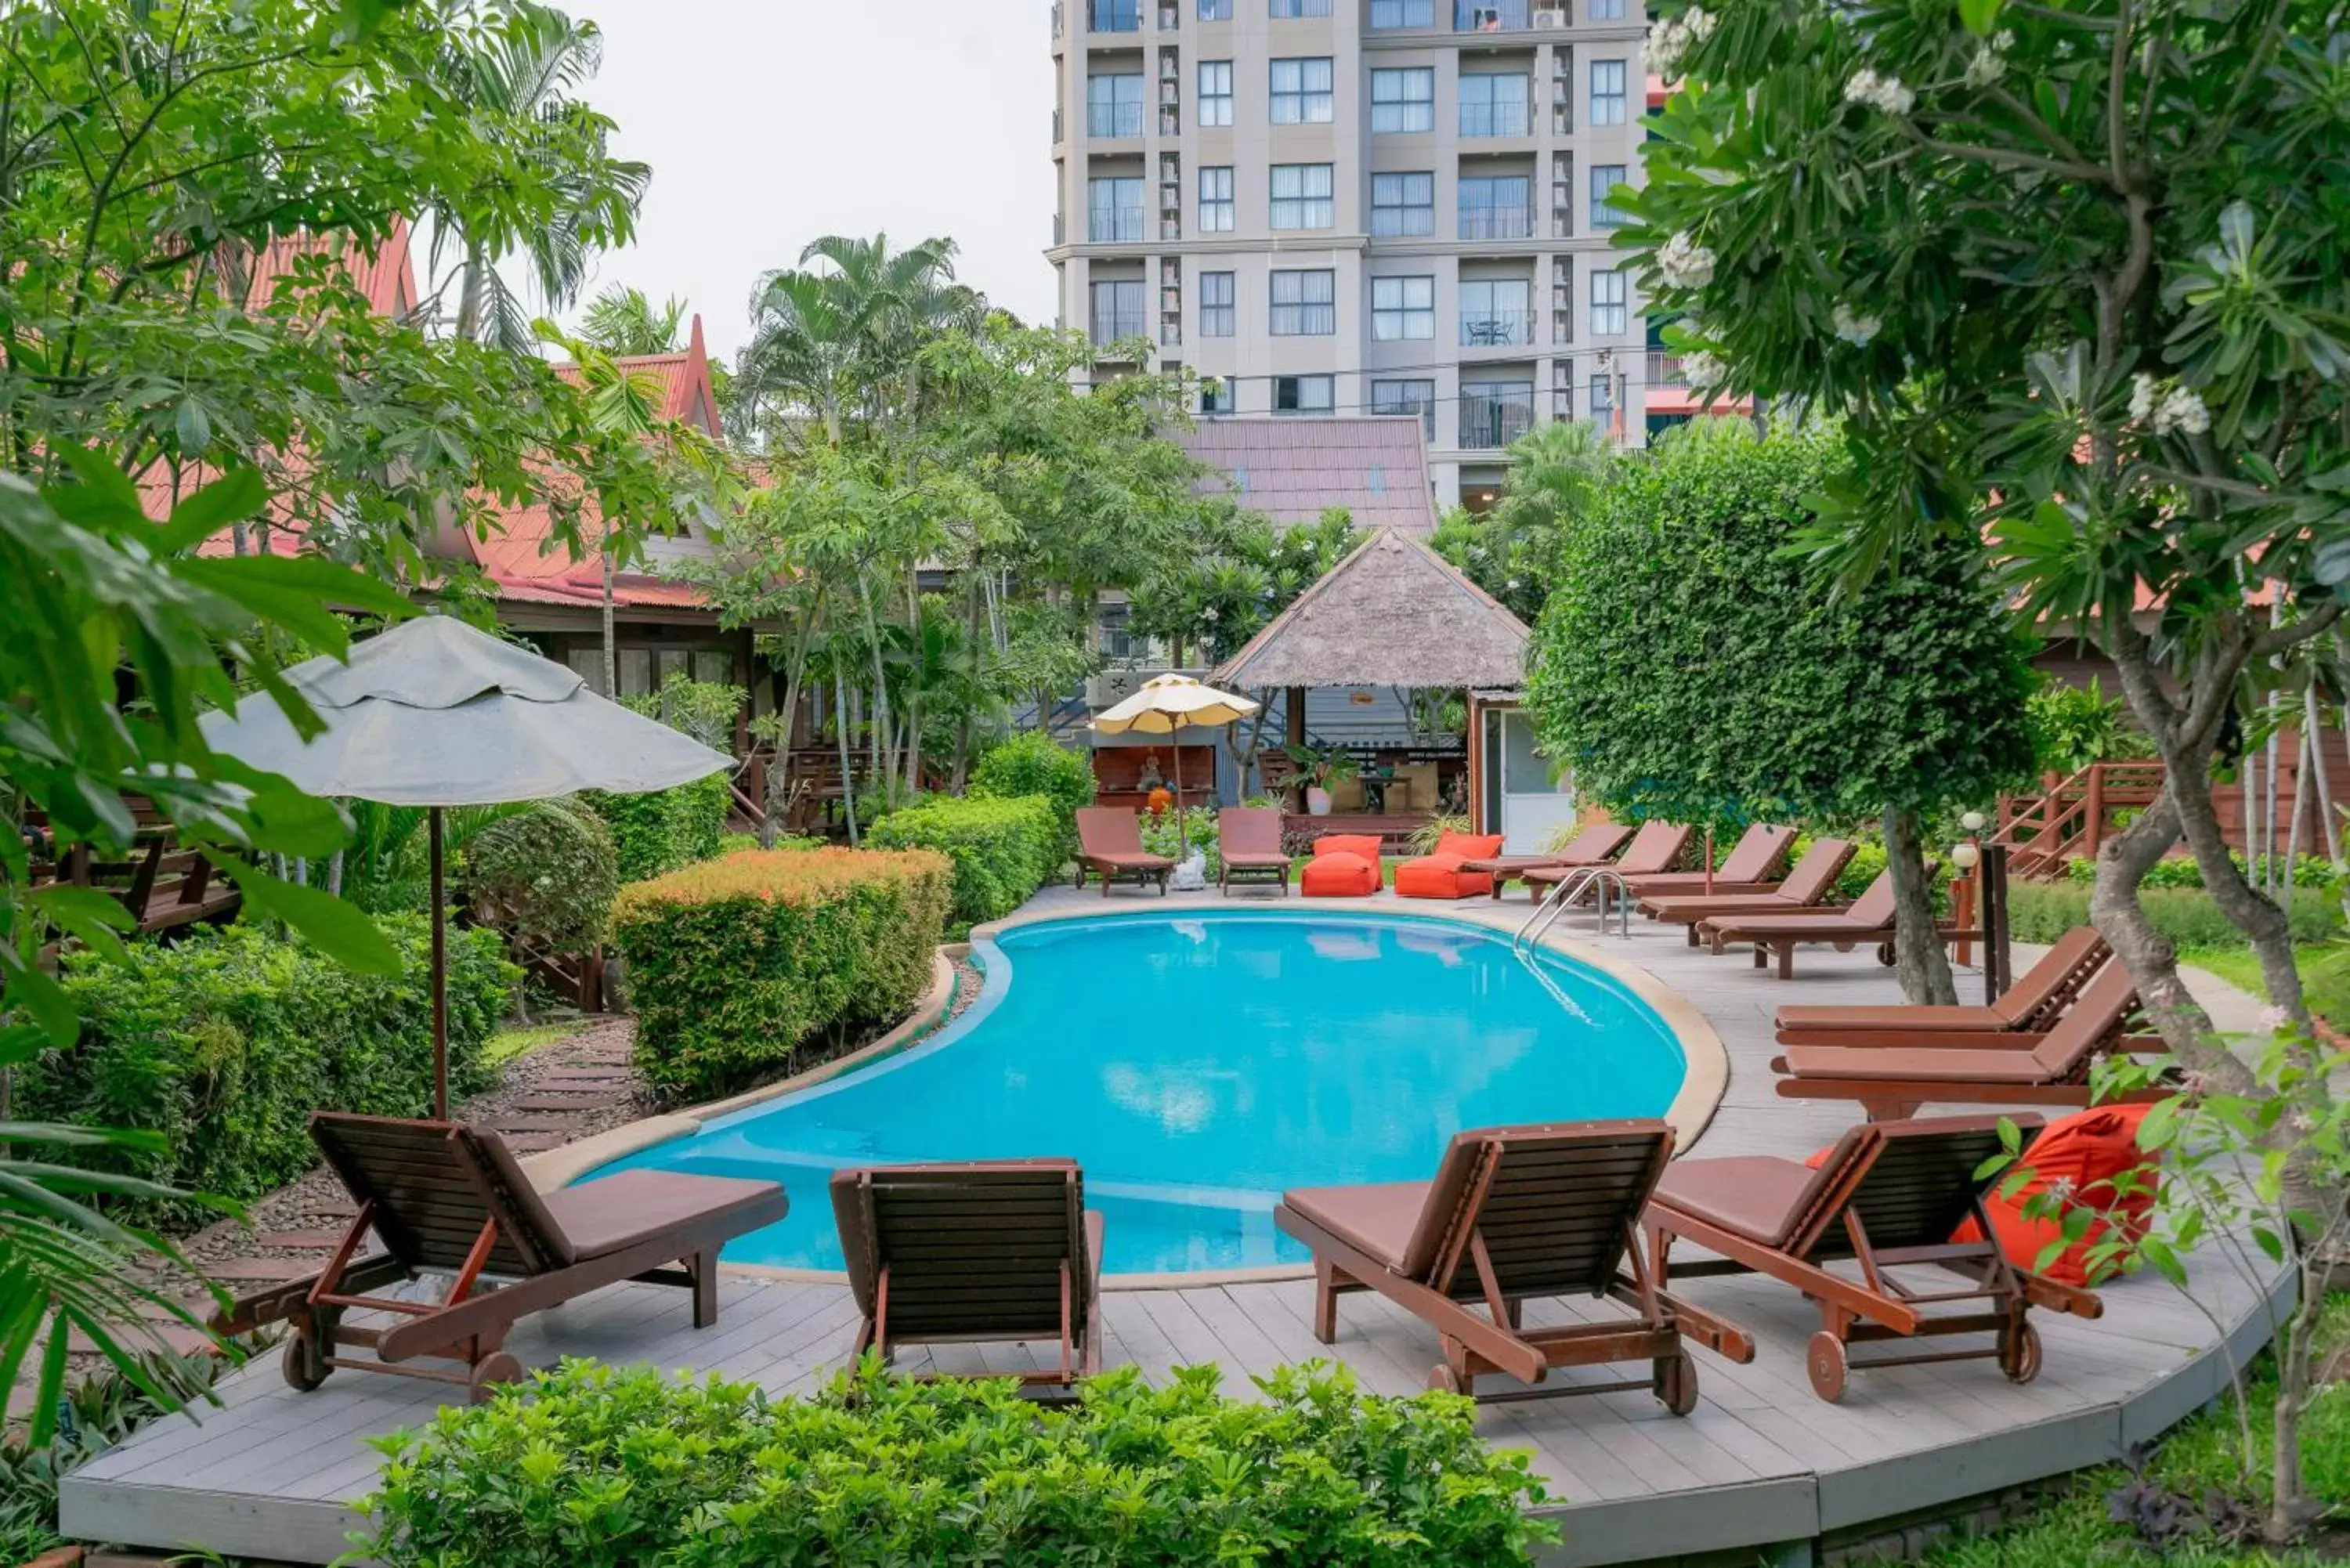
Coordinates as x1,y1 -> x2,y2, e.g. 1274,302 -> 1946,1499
27,883 -> 135,966
153,468 -> 270,555
46,443 -> 148,534
210,859 -> 403,974
1957,0 -> 2002,36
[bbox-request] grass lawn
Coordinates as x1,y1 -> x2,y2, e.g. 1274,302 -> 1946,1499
483,1021 -> 585,1067
1918,1295 -> 2348,1566
2178,942 -> 2350,1027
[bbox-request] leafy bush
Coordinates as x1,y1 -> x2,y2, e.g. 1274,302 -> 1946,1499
2062,853 -> 2344,894
622,673 -> 746,753
586,771 -> 728,883
1791,831 -> 1895,905
2026,677 -> 2156,775
1141,804 -> 1222,880
2,1347 -> 230,1563
970,730 -> 1096,866
717,831 -> 822,857
25,918 -> 512,1209
465,800 -> 620,953
867,795 -> 1059,934
359,1358 -> 1557,1568
612,847 -> 952,1102
2006,881 -> 2341,948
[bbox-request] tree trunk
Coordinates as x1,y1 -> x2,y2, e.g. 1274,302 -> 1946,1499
834,677 -> 859,846
1883,806 -> 1958,1006
455,241 -> 487,342
600,550 -> 617,699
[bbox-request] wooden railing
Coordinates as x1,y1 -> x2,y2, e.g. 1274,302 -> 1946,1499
1993,761 -> 2166,878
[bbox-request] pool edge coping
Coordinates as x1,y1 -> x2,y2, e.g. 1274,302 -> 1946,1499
531,896 -> 1732,1292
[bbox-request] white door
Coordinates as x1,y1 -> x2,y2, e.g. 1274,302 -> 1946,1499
1499,709 -> 1577,853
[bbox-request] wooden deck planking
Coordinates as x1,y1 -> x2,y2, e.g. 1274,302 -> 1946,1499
61,893 -> 2294,1567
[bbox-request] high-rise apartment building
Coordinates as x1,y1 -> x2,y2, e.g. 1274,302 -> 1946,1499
1048,0 -> 1657,510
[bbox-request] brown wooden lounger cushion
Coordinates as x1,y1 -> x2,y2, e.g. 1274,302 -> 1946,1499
1090,851 -> 1172,868
1777,1043 -> 2074,1083
1278,1183 -> 1427,1271
542,1171 -> 787,1261
1647,1157 -> 1822,1248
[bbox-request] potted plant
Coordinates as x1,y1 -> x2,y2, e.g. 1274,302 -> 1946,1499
1282,743 -> 1359,816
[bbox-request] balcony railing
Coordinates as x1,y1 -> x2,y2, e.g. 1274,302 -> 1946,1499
1647,350 -> 1687,388
1454,0 -> 1531,31
1460,310 -> 1535,348
1088,206 -> 1146,242
1459,392 -> 1534,449
1090,0 -> 1140,31
1459,100 -> 1531,137
1087,103 -> 1144,137
1459,206 -> 1535,240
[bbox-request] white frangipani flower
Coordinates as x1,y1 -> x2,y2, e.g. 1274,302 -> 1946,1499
2154,385 -> 2211,437
1843,67 -> 1915,115
1200,605 -> 1219,620
1647,6 -> 1716,76
1831,302 -> 1882,347
1963,45 -> 2005,86
1680,349 -> 1725,386
1657,231 -> 1717,287
2128,372 -> 2158,424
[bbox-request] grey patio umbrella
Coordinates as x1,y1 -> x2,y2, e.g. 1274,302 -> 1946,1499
200,614 -> 732,1117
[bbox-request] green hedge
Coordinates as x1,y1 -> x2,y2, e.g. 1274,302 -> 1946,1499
2062,852 -> 2345,893
971,731 -> 1096,867
2006,880 -> 2342,948
612,847 -> 953,1103
867,794 -> 1059,934
24,917 -> 512,1209
360,1359 -> 1556,1568
587,771 -> 728,883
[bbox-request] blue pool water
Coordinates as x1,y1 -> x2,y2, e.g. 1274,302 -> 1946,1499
584,910 -> 1686,1274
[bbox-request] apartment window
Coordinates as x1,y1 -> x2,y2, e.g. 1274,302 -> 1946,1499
1589,370 -> 1616,419
1198,60 -> 1233,125
1086,74 -> 1144,138
1199,270 -> 1235,336
1270,269 -> 1336,335
1269,162 -> 1335,229
1087,176 -> 1144,242
1460,277 -> 1531,345
1199,377 -> 1234,414
1589,268 -> 1628,334
1370,172 -> 1434,237
1090,0 -> 1140,31
1370,0 -> 1434,24
1455,0 -> 1530,24
1588,0 -> 1623,16
1270,56 -> 1334,123
1459,175 -> 1531,240
1459,73 -> 1530,138
1590,60 -> 1626,124
1372,378 -> 1437,439
1271,0 -> 1331,14
1460,378 -> 1534,449
1090,280 -> 1146,344
1370,68 -> 1434,132
1589,164 -> 1629,227
1198,0 -> 1231,15
1274,374 -> 1335,414
1195,166 -> 1235,232
1372,275 -> 1435,341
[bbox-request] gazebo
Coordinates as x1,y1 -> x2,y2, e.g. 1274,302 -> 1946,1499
1211,529 -> 1543,847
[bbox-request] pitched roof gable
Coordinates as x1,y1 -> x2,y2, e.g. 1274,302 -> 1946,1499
1181,416 -> 1438,537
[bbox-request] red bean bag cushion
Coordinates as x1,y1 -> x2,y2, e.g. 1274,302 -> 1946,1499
1805,1104 -> 2159,1288
1394,853 -> 1497,901
1300,851 -> 1380,898
1434,831 -> 1506,860
1313,834 -> 1386,863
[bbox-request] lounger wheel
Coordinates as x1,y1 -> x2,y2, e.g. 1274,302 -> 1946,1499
2000,1321 -> 2042,1386
1806,1331 -> 1849,1402
281,1321 -> 331,1393
468,1351 -> 525,1401
1426,1364 -> 1464,1395
1875,942 -> 1896,966
1654,1350 -> 1698,1416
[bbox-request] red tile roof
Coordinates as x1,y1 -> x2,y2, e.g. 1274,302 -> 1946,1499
1181,416 -> 1439,536
237,218 -> 418,318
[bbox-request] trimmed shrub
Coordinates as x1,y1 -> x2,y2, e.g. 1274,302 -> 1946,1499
2062,852 -> 2345,894
359,1359 -> 1557,1568
718,831 -> 822,857
971,730 -> 1096,865
613,847 -> 953,1102
464,799 -> 620,953
27,918 -> 512,1210
867,794 -> 1059,934
2006,880 -> 2342,948
587,771 -> 728,883
1141,804 -> 1223,880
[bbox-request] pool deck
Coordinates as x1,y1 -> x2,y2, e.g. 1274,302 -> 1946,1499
62,885 -> 2290,1566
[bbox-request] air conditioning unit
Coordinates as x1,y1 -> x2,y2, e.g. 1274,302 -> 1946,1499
1087,668 -> 1148,709
1532,7 -> 1567,25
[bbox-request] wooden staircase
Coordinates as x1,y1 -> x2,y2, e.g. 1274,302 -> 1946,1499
1992,761 -> 2166,879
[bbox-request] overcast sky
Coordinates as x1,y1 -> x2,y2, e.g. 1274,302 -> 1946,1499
575,0 -> 1061,361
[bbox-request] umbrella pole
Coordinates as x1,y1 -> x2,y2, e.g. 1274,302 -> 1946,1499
1173,735 -> 1188,861
430,806 -> 449,1122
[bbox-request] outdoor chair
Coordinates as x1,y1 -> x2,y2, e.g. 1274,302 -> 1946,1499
1274,1120 -> 1755,1411
215,1114 -> 787,1400
1773,927 -> 2111,1046
1618,822 -> 1797,900
1463,820 -> 1635,901
1518,819 -> 1694,904
1640,837 -> 1859,940
830,1159 -> 1103,1390
1770,964 -> 2171,1122
1300,833 -> 1382,897
1697,870 -> 1983,978
1075,807 -> 1173,896
1643,1115 -> 2103,1401
1217,806 -> 1292,894
1393,829 -> 1506,900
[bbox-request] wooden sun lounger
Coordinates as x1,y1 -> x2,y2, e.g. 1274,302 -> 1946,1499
1217,806 -> 1291,894
1274,1121 -> 1755,1410
1517,820 -> 1695,902
1642,838 -> 1859,941
1644,1115 -> 2102,1401
1775,927 -> 2112,1046
831,1159 -> 1104,1389
1462,820 -> 1636,901
1770,964 -> 2172,1121
1697,871 -> 1983,979
1075,807 -> 1173,896
1619,822 -> 1796,900
216,1114 -> 787,1400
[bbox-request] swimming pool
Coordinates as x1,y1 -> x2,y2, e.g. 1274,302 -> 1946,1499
583,909 -> 1689,1274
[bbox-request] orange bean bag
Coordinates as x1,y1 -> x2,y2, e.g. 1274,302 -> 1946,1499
1807,1104 -> 2158,1288
1301,833 -> 1383,898
1394,832 -> 1505,900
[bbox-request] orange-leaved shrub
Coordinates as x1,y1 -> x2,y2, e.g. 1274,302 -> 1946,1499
612,846 -> 953,1103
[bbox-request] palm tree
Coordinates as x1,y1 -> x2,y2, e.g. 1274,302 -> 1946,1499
430,5 -> 650,350
578,285 -> 686,357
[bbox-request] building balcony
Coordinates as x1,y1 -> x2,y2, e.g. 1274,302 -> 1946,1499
1460,310 -> 1535,348
1459,102 -> 1531,138
1459,207 -> 1535,241
1087,207 -> 1147,243
1090,0 -> 1140,33
1459,392 -> 1533,449
1647,350 -> 1687,388
1455,0 -> 1538,31
1087,103 -> 1144,138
